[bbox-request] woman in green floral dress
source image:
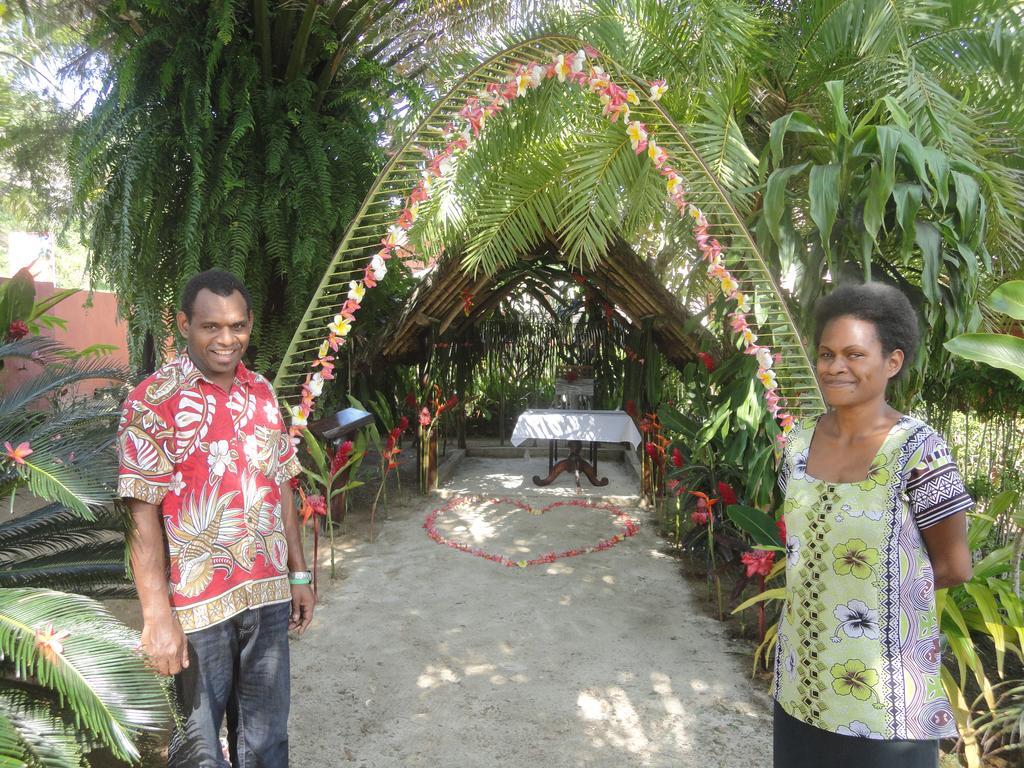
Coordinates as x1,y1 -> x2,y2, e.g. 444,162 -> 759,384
773,283 -> 973,768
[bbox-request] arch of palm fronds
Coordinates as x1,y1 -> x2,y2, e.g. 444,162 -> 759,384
274,35 -> 824,419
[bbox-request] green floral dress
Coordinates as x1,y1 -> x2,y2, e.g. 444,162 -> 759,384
773,416 -> 971,741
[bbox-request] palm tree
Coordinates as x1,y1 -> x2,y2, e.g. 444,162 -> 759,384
1,335 -> 172,764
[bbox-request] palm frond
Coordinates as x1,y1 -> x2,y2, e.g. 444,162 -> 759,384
0,686 -> 84,768
0,503 -> 126,567
0,589 -> 172,763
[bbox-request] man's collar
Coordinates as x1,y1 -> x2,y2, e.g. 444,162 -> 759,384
176,354 -> 255,390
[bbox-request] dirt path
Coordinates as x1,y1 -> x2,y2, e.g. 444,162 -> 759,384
288,456 -> 772,767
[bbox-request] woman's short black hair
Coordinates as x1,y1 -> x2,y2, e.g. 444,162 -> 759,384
813,282 -> 919,378
180,269 -> 252,320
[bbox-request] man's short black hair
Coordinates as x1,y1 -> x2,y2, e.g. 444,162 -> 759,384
180,269 -> 252,320
813,282 -> 919,379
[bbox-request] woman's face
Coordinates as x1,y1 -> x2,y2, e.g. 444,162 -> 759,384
816,316 -> 904,409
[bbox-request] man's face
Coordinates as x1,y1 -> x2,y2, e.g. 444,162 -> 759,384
176,289 -> 252,385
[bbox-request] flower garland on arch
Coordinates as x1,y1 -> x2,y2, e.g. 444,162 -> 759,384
423,495 -> 640,568
289,48 -> 795,444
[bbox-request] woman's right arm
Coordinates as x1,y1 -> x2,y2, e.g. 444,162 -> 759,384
920,511 -> 972,590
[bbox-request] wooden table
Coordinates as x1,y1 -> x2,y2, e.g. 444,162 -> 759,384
510,409 -> 643,490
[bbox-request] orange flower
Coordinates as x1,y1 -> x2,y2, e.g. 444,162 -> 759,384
4,441 -> 32,464
35,624 -> 70,663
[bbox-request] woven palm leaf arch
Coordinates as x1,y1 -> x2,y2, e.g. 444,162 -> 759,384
273,35 -> 824,426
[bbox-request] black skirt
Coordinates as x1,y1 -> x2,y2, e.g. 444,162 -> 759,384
774,701 -> 939,768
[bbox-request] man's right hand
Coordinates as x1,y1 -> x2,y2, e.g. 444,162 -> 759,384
140,615 -> 189,676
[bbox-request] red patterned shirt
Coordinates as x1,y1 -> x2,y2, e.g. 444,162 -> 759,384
117,356 -> 302,632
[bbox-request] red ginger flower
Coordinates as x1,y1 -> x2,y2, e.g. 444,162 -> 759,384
776,517 -> 787,544
690,508 -> 710,526
418,407 -> 431,427
331,440 -> 354,475
7,320 -> 29,340
671,447 -> 683,468
717,481 -> 738,506
397,415 -> 409,432
697,351 -> 715,372
307,494 -> 326,517
741,549 -> 775,578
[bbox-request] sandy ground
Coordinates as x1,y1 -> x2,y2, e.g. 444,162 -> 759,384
287,456 -> 773,768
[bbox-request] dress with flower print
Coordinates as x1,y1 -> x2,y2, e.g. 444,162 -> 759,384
772,415 -> 972,741
117,356 -> 302,633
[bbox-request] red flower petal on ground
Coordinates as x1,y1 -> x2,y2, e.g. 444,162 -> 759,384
717,481 -> 738,506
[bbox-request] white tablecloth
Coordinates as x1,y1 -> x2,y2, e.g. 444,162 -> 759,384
510,409 -> 643,447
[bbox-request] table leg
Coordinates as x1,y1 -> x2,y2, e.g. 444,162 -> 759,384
532,440 -> 609,488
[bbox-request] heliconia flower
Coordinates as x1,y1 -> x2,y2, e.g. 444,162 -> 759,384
290,405 -> 309,428
758,369 -> 778,388
649,79 -> 668,101
626,121 -> 648,153
647,140 -> 668,167
720,275 -> 740,296
626,88 -> 640,106
397,415 -> 410,431
671,447 -> 684,468
328,314 -> 352,337
347,281 -> 366,303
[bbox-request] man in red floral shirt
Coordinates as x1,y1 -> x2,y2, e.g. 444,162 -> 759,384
118,269 -> 314,767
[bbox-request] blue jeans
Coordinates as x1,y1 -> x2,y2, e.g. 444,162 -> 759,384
169,602 -> 291,768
